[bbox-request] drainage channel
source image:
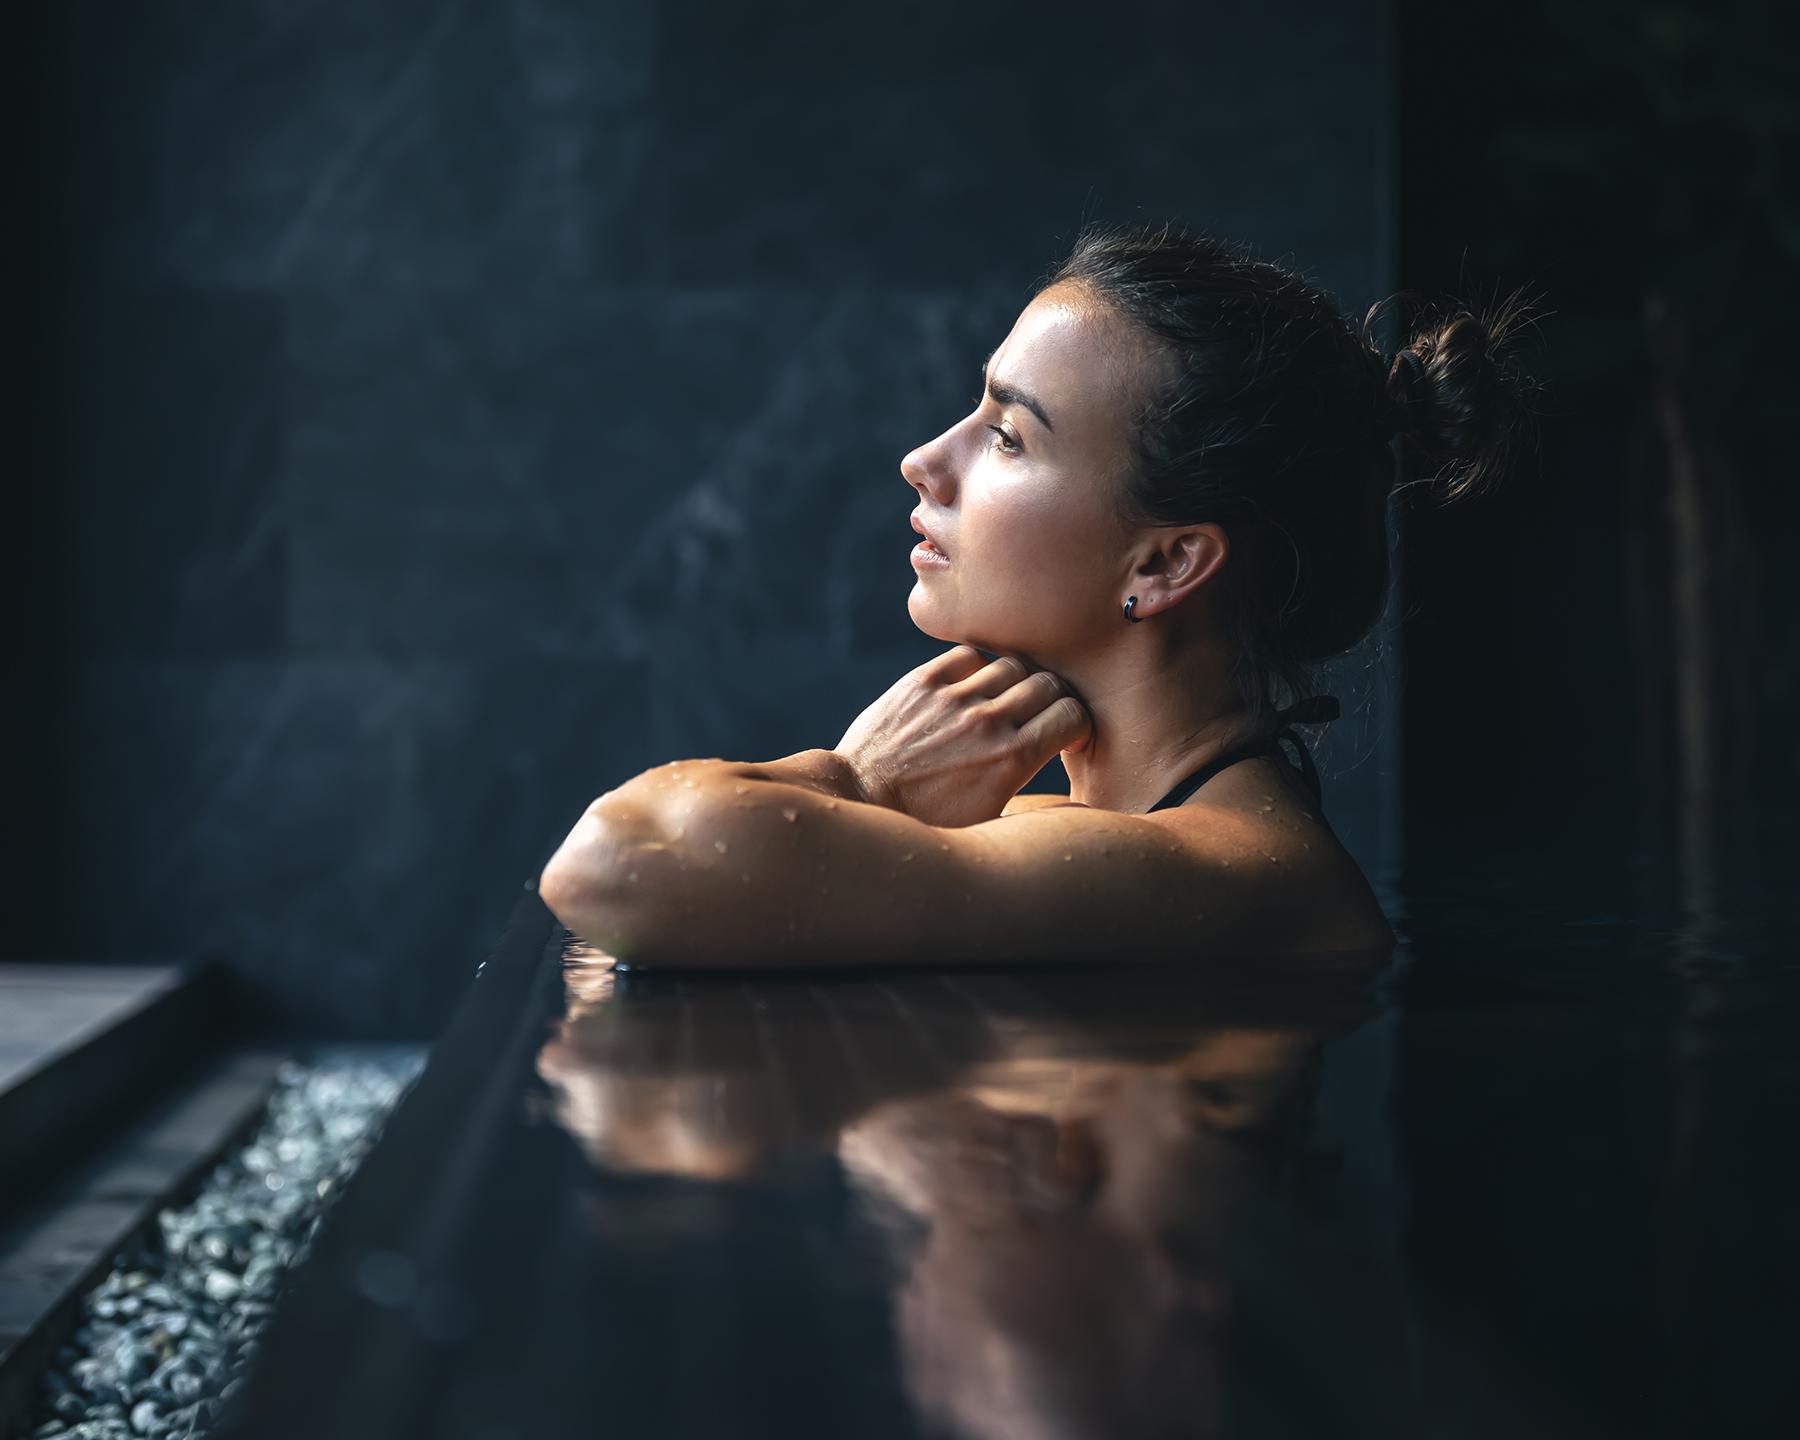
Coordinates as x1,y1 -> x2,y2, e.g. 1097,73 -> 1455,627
9,1048 -> 424,1440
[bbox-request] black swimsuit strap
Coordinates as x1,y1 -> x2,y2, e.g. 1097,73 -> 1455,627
1144,695 -> 1338,814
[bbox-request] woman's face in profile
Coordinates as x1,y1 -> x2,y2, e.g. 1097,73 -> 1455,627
901,284 -> 1155,658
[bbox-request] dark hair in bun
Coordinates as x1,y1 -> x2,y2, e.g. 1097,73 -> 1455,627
1040,219 -> 1547,728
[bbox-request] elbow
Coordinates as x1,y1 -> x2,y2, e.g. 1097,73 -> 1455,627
537,851 -> 602,940
537,805 -> 646,951
539,857 -> 642,957
536,852 -> 587,925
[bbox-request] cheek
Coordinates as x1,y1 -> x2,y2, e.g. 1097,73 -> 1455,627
972,488 -> 1110,587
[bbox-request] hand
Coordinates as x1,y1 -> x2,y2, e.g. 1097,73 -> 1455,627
833,645 -> 1094,828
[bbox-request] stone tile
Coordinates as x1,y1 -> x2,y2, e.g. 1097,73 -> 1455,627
282,284 -> 1023,662
77,0 -> 658,289
68,0 -> 1382,294
69,656 -> 656,1034
614,0 -> 1383,286
646,638 -> 947,769
69,287 -> 287,657
0,966 -> 181,1092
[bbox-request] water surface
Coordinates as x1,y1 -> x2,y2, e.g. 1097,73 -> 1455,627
234,847 -> 1799,1439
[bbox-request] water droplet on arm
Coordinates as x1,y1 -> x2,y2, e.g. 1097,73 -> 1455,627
781,807 -> 799,822
714,839 -> 730,854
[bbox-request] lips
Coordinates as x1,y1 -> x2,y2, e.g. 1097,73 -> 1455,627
910,512 -> 950,556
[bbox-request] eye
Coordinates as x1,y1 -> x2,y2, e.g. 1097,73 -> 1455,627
971,389 -> 1021,455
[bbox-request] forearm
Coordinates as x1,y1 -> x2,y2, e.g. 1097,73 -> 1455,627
574,752 -> 867,854
592,750 -> 870,810
709,748 -> 869,802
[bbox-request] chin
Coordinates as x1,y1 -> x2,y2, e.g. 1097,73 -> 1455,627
906,593 -> 957,643
913,602 -> 1024,659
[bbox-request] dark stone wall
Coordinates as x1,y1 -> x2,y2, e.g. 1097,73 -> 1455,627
30,0 -> 1397,1035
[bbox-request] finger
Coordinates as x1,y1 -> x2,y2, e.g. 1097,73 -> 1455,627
921,644 -> 991,685
987,668 -> 1066,723
951,652 -> 1033,700
1016,694 -> 1093,758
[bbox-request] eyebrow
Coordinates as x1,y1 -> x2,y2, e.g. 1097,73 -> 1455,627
980,348 -> 1056,434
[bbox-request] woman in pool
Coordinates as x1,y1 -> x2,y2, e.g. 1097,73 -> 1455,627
540,220 -> 1541,969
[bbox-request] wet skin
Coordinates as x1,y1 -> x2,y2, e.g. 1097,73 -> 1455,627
539,283 -> 1396,968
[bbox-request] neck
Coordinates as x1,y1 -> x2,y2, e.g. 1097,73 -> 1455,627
1033,634 -> 1264,814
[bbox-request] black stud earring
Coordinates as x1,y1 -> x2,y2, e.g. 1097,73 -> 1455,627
1123,595 -> 1142,623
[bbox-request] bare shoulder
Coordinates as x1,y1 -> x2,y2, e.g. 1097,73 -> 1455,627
977,787 -> 1394,963
993,759 -> 1392,956
1141,754 -> 1395,955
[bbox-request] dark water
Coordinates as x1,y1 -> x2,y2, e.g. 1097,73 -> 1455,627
234,850 -> 1799,1440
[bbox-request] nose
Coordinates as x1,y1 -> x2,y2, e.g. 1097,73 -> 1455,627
900,433 -> 953,503
899,444 -> 929,496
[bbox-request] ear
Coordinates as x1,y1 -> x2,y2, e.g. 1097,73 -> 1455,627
1128,522 -> 1229,618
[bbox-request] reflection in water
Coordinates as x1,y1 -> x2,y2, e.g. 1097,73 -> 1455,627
537,941 -> 1418,1438
234,863 -> 1800,1440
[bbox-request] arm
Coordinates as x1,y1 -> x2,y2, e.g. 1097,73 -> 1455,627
599,749 -> 869,804
712,748 -> 870,802
539,753 -> 1073,951
538,770 -> 1343,971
